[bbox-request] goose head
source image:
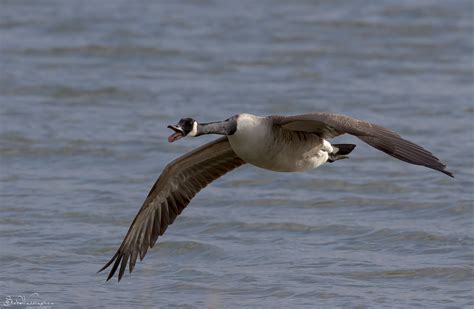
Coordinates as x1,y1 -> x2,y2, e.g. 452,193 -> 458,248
168,115 -> 239,142
167,118 -> 197,143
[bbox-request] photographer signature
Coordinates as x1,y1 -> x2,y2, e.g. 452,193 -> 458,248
3,293 -> 54,308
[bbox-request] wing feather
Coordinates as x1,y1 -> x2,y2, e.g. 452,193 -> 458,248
99,137 -> 246,281
274,113 -> 453,177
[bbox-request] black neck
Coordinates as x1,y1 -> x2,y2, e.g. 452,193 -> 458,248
196,119 -> 237,136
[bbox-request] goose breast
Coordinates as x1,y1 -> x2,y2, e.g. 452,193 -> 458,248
228,114 -> 326,172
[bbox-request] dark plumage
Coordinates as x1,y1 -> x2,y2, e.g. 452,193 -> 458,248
99,137 -> 245,281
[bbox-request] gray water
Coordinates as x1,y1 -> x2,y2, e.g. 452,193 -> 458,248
1,0 -> 473,308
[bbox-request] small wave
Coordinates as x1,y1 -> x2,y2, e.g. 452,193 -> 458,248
17,45 -> 182,57
0,144 -> 115,157
0,135 -> 117,158
360,228 -> 472,246
51,86 -> 121,99
0,132 -> 35,145
203,220 -> 371,237
347,267 -> 473,282
156,240 -> 225,259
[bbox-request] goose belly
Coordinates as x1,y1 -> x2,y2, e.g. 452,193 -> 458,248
228,132 -> 328,172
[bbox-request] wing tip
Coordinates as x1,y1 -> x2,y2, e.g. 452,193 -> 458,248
98,252 -> 117,274
441,169 -> 454,178
98,251 -> 125,282
99,250 -> 141,282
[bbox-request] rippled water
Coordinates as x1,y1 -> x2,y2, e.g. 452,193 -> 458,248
1,0 -> 473,308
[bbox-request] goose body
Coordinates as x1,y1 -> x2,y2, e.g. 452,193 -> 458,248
228,113 -> 330,172
100,112 -> 453,281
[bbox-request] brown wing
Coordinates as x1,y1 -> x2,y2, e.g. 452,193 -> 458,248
99,137 -> 246,281
273,113 -> 453,177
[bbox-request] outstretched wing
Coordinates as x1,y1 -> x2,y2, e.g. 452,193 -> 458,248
273,113 -> 453,177
99,137 -> 246,281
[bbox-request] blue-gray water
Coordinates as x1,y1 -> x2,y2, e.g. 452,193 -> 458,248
1,0 -> 473,308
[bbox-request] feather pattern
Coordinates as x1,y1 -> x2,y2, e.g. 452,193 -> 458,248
273,113 -> 453,177
98,137 -> 246,281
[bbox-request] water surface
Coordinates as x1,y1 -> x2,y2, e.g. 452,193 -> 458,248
1,0 -> 473,308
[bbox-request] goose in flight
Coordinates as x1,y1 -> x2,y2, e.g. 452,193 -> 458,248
99,112 -> 453,281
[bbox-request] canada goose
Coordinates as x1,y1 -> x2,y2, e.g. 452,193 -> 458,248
99,112 -> 453,281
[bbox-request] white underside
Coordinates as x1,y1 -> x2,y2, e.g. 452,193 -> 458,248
228,114 -> 333,172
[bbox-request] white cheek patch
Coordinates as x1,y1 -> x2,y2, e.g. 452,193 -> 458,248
187,121 -> 198,137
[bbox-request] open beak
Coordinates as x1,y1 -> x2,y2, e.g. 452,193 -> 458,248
167,125 -> 185,143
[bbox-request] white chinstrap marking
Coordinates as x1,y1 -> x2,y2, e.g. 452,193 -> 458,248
187,121 -> 198,137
